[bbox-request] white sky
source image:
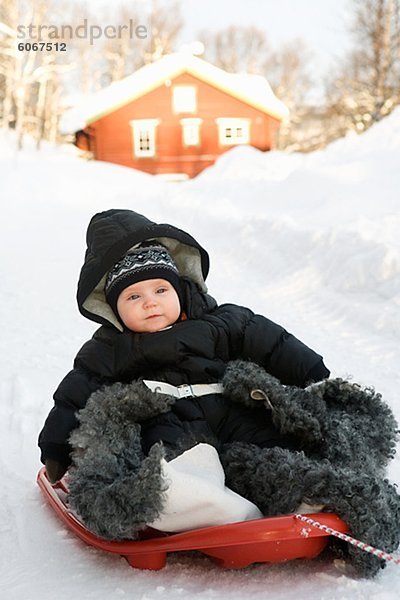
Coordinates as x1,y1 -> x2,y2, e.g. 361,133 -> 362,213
70,0 -> 354,98
80,0 -> 353,68
178,0 -> 354,98
179,0 -> 353,68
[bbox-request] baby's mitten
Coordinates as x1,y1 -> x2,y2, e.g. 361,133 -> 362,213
45,459 -> 67,484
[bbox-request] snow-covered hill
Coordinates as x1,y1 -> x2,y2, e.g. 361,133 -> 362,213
1,111 -> 400,599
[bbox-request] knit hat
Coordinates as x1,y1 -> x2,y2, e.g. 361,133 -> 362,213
105,245 -> 182,315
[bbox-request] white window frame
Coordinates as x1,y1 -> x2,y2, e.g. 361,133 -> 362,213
216,118 -> 250,146
130,119 -> 160,158
180,118 -> 202,147
172,85 -> 197,114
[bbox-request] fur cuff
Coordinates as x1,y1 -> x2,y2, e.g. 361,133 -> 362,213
222,360 -> 327,446
68,380 -> 176,540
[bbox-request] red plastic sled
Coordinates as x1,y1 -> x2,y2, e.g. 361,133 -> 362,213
37,467 -> 348,570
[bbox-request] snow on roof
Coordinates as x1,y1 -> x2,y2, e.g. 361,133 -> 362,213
60,52 -> 289,134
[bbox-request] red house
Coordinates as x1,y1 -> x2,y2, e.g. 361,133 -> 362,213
62,53 -> 288,178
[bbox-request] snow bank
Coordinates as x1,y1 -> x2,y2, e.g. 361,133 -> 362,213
1,110 -> 400,599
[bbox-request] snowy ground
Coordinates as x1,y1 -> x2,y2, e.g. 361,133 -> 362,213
1,111 -> 400,599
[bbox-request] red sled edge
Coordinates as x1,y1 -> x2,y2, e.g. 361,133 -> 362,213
37,467 -> 349,570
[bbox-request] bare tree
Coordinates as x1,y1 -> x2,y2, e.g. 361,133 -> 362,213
326,0 -> 400,135
264,39 -> 313,113
263,39 -> 314,149
99,0 -> 183,87
0,0 -> 19,131
144,0 -> 183,63
100,3 -> 145,85
0,0 -> 75,149
200,25 -> 270,74
65,3 -> 105,93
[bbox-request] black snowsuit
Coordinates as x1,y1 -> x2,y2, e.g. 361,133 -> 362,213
38,208 -> 329,467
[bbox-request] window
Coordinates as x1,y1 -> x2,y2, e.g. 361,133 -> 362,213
180,118 -> 202,146
130,119 -> 160,158
216,118 -> 250,146
172,85 -> 197,113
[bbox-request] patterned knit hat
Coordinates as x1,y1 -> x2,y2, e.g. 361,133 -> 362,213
105,245 -> 182,315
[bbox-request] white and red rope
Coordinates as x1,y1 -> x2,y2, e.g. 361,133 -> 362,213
295,514 -> 400,566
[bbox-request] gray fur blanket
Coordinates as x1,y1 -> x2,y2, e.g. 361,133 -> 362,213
68,360 -> 400,578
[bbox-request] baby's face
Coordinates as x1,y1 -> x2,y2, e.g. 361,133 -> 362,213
116,278 -> 181,333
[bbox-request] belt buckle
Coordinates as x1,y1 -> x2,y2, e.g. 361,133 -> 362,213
178,384 -> 194,398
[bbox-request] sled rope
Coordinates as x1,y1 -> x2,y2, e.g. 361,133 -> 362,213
295,514 -> 400,565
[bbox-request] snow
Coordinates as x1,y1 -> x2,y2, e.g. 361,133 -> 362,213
1,109 -> 400,598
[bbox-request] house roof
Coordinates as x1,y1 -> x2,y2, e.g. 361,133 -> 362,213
60,52 -> 289,134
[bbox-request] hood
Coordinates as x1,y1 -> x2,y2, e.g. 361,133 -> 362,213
77,209 -> 210,330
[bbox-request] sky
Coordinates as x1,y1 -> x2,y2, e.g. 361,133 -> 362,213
179,0 -> 353,69
77,0 -> 354,78
63,0 -> 356,101
178,0 -> 354,99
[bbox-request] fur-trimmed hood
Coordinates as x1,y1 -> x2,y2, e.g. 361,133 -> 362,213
77,209 -> 210,331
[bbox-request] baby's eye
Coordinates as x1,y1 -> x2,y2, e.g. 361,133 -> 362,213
156,287 -> 168,294
128,294 -> 140,300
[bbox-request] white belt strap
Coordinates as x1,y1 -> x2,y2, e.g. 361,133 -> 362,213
143,380 -> 223,399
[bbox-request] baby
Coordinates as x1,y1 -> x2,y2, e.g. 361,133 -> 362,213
105,245 -> 183,334
39,208 -> 329,483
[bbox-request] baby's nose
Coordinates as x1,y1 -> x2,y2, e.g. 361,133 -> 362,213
144,295 -> 157,307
